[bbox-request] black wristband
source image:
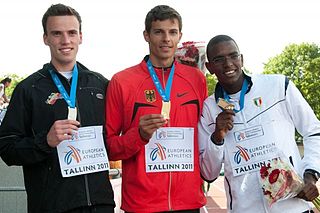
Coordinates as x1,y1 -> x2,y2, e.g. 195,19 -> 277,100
304,169 -> 320,181
210,133 -> 224,146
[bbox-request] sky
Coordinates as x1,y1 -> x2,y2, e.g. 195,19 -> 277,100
0,0 -> 319,79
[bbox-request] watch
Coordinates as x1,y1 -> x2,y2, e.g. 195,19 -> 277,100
304,169 -> 320,181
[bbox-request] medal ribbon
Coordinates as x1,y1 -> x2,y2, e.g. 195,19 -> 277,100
223,79 -> 248,113
147,59 -> 174,102
49,64 -> 78,108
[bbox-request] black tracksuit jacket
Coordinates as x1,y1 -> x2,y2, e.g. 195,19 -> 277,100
0,62 -> 115,212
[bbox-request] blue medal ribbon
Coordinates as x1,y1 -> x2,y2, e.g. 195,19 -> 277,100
223,79 -> 248,113
49,64 -> 78,108
147,59 -> 174,102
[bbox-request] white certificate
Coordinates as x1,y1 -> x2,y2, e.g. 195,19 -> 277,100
145,127 -> 194,173
225,122 -> 279,177
57,125 -> 110,177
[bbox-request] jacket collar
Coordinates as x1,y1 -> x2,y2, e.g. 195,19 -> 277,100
143,55 -> 175,70
37,61 -> 90,80
214,72 -> 253,102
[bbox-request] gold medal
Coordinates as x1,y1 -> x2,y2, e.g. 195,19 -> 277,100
217,98 -> 234,110
161,101 -> 171,120
68,107 -> 77,120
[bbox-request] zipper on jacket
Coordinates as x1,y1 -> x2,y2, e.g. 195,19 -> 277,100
75,87 -> 91,206
84,174 -> 92,206
66,78 -> 91,206
76,105 -> 92,206
168,172 -> 172,210
162,68 -> 173,210
76,87 -> 82,126
55,70 -> 92,206
162,68 -> 173,211
77,114 -> 92,206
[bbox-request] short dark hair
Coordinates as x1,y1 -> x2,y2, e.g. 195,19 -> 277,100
1,77 -> 11,84
145,5 -> 182,33
206,35 -> 240,60
42,3 -> 82,35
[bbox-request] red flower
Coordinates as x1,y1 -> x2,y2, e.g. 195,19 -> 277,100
176,41 -> 202,67
268,169 -> 280,184
260,165 -> 269,179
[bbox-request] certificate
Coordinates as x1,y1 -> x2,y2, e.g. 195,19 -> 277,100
225,123 -> 279,176
57,125 -> 110,177
145,127 -> 194,173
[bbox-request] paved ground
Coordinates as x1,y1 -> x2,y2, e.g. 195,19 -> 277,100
204,176 -> 320,213
111,176 -> 228,213
204,176 -> 227,213
111,173 -> 320,213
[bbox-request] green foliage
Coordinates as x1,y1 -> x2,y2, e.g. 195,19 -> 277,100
1,73 -> 25,98
206,73 -> 217,96
263,43 -> 320,143
263,43 -> 320,119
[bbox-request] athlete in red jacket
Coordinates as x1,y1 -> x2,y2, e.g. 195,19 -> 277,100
106,5 -> 207,212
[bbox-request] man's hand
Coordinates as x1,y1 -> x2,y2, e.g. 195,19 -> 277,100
297,173 -> 319,201
47,119 -> 80,148
212,109 -> 235,144
139,114 -> 166,142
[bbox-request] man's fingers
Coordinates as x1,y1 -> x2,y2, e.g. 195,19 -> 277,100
47,119 -> 80,148
297,183 -> 319,201
141,118 -> 165,126
227,122 -> 234,130
140,114 -> 166,129
52,122 -> 79,133
53,119 -> 80,127
140,114 -> 164,121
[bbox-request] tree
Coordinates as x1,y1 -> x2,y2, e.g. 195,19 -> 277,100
206,73 -> 217,96
263,43 -> 320,119
0,73 -> 25,99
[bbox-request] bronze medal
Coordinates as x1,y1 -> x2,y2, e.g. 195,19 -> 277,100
217,98 -> 234,110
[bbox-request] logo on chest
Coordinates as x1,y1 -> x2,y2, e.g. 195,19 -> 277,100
144,89 -> 156,103
46,92 -> 63,105
253,97 -> 262,107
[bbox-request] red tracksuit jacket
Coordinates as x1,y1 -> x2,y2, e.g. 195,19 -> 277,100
106,56 -> 207,212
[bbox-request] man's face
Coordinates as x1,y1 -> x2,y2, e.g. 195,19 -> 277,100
144,18 -> 182,67
206,40 -> 244,92
43,16 -> 82,71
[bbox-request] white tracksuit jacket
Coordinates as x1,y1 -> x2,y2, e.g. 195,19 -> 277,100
199,74 -> 320,213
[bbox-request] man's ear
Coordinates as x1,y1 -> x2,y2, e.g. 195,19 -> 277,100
240,54 -> 244,67
205,62 -> 215,75
43,33 -> 48,46
179,32 -> 182,42
143,30 -> 150,43
79,32 -> 83,45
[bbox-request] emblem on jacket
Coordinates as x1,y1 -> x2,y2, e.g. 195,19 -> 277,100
96,93 -> 104,100
46,93 -> 63,105
253,97 -> 262,107
145,90 -> 156,103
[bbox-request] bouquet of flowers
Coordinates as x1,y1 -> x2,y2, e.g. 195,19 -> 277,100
260,158 -> 303,205
175,41 -> 206,73
260,158 -> 320,210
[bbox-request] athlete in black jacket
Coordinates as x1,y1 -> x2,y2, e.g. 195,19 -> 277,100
0,4 -> 114,213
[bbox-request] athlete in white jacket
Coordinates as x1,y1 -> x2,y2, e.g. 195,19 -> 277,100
199,35 -> 320,213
